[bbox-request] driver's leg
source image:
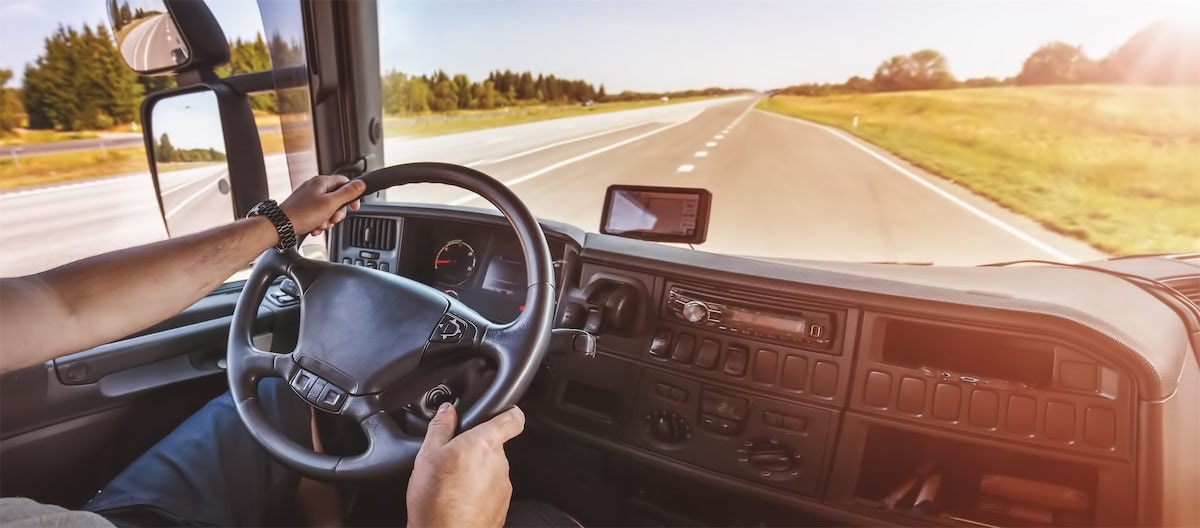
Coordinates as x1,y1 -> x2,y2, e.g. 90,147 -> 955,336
83,379 -> 311,527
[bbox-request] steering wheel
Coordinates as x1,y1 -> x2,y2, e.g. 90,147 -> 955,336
226,162 -> 555,480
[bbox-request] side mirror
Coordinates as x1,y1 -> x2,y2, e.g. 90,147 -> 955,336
107,0 -> 229,76
108,0 -> 190,74
145,88 -> 235,237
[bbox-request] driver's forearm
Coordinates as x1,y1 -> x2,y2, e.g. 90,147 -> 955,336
0,217 -> 277,373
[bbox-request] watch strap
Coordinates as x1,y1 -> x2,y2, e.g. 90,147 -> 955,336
249,200 -> 297,252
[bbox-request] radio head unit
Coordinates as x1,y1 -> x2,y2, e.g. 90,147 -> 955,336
666,287 -> 835,351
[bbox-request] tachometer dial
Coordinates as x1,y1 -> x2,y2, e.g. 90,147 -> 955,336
433,240 -> 476,286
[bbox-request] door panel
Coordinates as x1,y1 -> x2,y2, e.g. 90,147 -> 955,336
0,282 -> 299,507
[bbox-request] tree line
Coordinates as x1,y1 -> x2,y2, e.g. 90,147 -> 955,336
382,69 -> 747,116
773,20 -> 1198,96
154,132 -> 227,163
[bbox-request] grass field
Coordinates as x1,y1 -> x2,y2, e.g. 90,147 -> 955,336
0,130 -> 101,146
758,86 -> 1200,255
0,131 -> 287,191
384,97 -> 710,137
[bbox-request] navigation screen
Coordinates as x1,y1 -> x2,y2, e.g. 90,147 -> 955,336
481,256 -> 524,295
604,189 -> 700,237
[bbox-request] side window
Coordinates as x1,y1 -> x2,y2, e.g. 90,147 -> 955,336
0,2 -> 290,280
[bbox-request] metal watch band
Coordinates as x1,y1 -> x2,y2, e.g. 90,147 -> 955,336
248,200 -> 297,252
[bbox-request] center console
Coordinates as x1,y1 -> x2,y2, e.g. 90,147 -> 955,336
532,262 -> 1138,527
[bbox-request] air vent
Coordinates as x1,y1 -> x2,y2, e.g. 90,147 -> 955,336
1163,276 -> 1200,306
345,216 -> 397,251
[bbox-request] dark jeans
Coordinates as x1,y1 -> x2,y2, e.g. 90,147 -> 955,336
83,379 -> 312,527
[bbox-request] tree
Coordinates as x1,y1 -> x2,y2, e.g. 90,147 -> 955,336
1102,21 -> 1200,85
405,77 -> 431,113
597,84 -> 607,101
0,69 -> 25,132
474,80 -> 497,110
1017,42 -> 1095,85
517,71 -> 536,100
873,49 -> 955,91
452,73 -> 473,109
155,132 -> 175,161
23,23 -> 142,130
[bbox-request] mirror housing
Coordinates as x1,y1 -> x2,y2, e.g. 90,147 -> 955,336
140,84 -> 269,230
107,0 -> 229,76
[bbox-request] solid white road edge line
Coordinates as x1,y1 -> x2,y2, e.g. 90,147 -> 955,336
758,110 -> 1076,262
448,115 -> 700,206
466,119 -> 661,168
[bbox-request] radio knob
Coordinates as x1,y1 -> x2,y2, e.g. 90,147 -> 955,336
682,301 -> 710,323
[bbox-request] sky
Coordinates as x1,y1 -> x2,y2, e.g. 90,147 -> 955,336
1,0 -> 1196,91
152,90 -> 224,151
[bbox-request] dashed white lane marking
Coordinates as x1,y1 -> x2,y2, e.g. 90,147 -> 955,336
447,113 -> 702,205
677,164 -> 695,173
759,110 -> 1075,261
694,151 -> 708,158
705,141 -> 717,147
714,135 -> 725,140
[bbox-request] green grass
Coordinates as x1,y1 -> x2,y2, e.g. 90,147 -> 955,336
758,86 -> 1200,255
0,131 -> 287,191
384,97 -> 712,137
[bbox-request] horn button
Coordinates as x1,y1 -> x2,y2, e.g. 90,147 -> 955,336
293,265 -> 453,395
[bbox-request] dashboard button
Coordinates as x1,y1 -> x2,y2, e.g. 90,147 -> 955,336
723,346 -> 748,377
654,383 -> 672,399
649,330 -> 671,358
380,262 -> 390,272
969,390 -> 999,428
668,388 -> 687,403
701,391 -> 747,420
1059,361 -> 1098,392
1084,407 -> 1116,448
699,414 -> 740,436
1006,395 -> 1037,435
752,349 -> 778,384
354,259 -> 364,266
782,416 -> 807,432
897,377 -> 925,414
696,339 -> 720,370
1045,401 -> 1076,441
671,334 -> 696,364
932,383 -> 962,421
811,361 -> 838,397
763,411 -> 783,427
341,258 -> 352,265
863,370 -> 892,408
366,261 -> 378,269
781,355 -> 807,391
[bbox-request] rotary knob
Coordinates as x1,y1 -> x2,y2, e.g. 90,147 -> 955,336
681,300 -> 710,323
644,410 -> 691,445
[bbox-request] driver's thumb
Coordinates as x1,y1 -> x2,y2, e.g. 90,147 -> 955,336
332,179 -> 366,202
422,402 -> 456,449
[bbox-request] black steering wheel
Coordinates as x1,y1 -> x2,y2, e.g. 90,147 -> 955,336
227,162 -> 555,480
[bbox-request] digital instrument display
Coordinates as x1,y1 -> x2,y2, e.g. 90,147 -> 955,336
727,309 -> 809,335
481,256 -> 524,295
600,185 -> 711,243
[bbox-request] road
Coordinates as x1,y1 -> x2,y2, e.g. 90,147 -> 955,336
0,96 -> 1103,277
119,13 -> 181,73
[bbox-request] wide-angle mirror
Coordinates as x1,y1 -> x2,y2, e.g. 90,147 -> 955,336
148,89 -> 235,237
107,0 -> 190,74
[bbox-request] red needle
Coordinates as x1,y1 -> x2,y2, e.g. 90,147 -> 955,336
435,259 -> 454,265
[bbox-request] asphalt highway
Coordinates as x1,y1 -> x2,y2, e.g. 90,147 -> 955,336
0,96 -> 1103,277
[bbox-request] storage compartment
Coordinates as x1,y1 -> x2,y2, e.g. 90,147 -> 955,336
852,425 -> 1097,527
882,321 -> 1055,388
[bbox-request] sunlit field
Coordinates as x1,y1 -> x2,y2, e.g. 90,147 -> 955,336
759,86 -> 1200,255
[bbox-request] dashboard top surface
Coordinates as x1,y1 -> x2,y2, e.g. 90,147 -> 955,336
352,203 -> 1193,400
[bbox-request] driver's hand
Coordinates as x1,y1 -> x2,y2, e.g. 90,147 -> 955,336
406,403 -> 525,528
279,175 -> 366,237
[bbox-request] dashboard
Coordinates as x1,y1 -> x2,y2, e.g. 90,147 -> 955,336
332,204 -> 1200,528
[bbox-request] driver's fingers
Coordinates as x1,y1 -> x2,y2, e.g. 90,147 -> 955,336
422,402 -> 457,451
328,207 -> 348,225
349,199 -> 361,211
465,406 -> 526,447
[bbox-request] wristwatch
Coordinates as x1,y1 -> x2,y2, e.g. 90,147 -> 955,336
247,199 -> 298,252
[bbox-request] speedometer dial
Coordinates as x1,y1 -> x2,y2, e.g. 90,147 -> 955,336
433,240 -> 476,286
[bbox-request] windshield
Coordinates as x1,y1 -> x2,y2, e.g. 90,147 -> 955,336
375,0 -> 1200,265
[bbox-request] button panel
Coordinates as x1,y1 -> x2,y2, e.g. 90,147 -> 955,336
289,369 -> 346,412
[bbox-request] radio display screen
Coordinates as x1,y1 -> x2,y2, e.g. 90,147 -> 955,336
727,309 -> 807,335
